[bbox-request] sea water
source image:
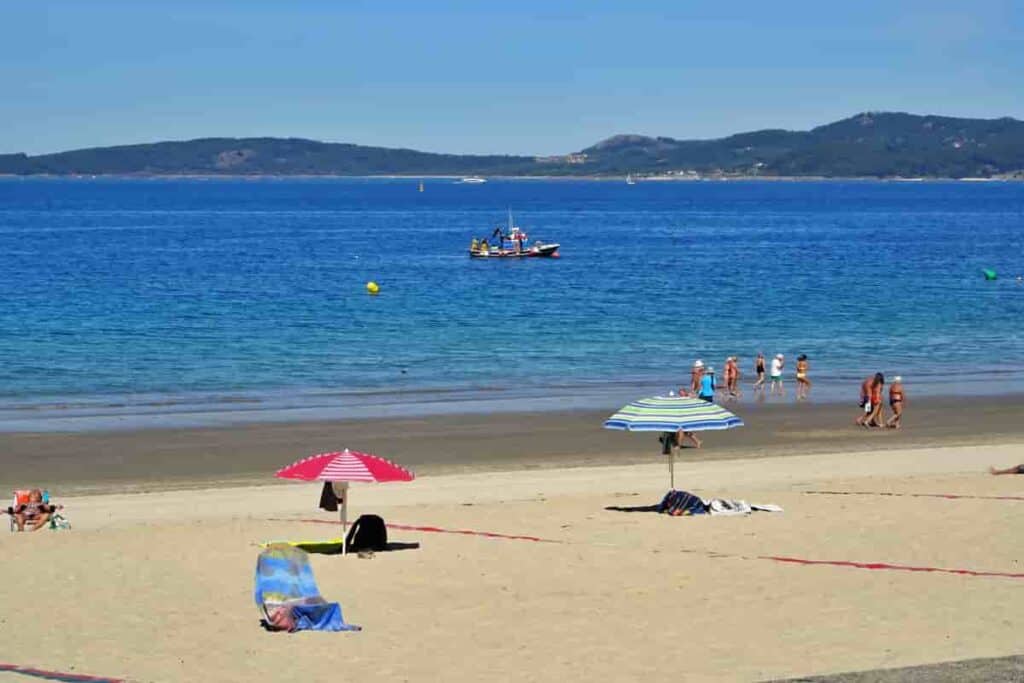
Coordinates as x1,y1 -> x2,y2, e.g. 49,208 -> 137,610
1,177 -> 1022,430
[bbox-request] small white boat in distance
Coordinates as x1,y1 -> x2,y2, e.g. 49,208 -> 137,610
626,173 -> 636,185
459,177 -> 487,184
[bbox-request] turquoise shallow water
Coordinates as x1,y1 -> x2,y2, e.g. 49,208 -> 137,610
0,177 -> 1022,430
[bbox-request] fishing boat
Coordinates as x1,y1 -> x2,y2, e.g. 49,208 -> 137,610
469,210 -> 560,259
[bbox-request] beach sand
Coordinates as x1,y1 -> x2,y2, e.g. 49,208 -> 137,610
2,399 -> 1024,681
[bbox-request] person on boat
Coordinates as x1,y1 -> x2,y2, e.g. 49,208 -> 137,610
491,227 -> 506,251
480,238 -> 489,254
886,376 -> 905,429
470,238 -> 480,253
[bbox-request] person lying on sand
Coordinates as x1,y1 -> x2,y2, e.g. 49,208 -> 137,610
6,489 -> 60,532
989,465 -> 1024,475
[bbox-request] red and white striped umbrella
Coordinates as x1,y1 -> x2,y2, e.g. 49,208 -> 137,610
274,449 -> 414,554
275,449 -> 415,483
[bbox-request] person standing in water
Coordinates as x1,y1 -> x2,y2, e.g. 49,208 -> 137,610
769,354 -> 785,396
753,352 -> 766,393
861,373 -> 885,428
690,360 -> 705,395
886,376 -> 905,429
795,354 -> 811,401
698,367 -> 717,402
724,357 -> 740,400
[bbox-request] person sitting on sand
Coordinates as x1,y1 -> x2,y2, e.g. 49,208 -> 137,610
795,354 -> 811,401
6,489 -> 59,532
660,429 -> 701,452
990,464 -> 1024,475
886,376 -> 905,429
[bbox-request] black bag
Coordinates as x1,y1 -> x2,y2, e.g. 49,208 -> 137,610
345,514 -> 388,552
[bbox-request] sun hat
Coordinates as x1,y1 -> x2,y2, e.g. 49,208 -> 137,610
707,367 -> 715,373
776,353 -> 784,359
894,375 -> 902,383
694,360 -> 704,368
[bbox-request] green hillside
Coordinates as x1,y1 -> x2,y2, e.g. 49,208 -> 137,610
2,113 -> 1023,178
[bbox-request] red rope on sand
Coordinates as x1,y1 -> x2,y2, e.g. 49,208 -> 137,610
277,517 -> 563,544
760,555 -> 1024,579
273,518 -> 1023,579
0,663 -> 124,682
803,490 -> 1024,502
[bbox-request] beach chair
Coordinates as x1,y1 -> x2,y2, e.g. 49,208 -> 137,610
7,489 -> 70,532
8,490 -> 30,532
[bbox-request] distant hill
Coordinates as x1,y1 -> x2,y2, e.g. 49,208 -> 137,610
581,112 -> 1024,178
3,113 -> 1024,178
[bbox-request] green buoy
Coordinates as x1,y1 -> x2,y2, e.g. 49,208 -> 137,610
983,268 -> 998,281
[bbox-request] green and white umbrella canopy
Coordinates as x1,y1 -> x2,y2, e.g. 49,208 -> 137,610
604,395 -> 744,432
604,395 -> 744,490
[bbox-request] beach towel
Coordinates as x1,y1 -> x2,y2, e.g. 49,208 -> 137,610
659,490 -> 707,516
706,499 -> 753,516
254,544 -> 360,633
706,499 -> 784,515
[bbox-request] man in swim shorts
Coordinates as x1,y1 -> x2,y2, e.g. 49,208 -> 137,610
769,354 -> 784,396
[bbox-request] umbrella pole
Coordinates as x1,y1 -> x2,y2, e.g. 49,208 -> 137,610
339,482 -> 350,555
670,449 -> 675,490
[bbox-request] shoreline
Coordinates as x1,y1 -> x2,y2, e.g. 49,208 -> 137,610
1,173 -> 1021,182
4,394 -> 1022,495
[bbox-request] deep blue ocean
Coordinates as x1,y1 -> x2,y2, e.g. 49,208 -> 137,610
1,177 -> 1022,430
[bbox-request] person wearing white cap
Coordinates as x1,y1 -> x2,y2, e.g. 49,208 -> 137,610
690,359 -> 705,395
885,376 -> 905,429
769,353 -> 785,396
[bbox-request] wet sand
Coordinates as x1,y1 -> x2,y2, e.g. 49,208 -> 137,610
2,394 -> 1022,494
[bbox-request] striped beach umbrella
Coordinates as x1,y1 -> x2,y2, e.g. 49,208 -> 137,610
276,449 -> 415,553
604,396 -> 744,488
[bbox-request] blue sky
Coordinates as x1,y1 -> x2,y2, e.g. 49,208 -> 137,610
2,1 -> 1022,155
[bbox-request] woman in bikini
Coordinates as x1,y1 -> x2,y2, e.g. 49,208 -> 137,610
795,354 -> 811,401
885,376 -> 905,429
7,489 -> 57,532
753,352 -> 766,392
